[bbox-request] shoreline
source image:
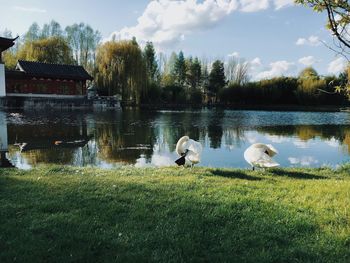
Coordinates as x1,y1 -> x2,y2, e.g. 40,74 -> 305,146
140,103 -> 348,112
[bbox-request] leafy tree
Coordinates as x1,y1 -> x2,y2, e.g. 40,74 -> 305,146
225,57 -> 238,83
17,36 -> 74,64
225,57 -> 250,85
297,77 -> 327,104
299,67 -> 319,79
36,20 -> 63,39
158,52 -> 167,74
297,67 -> 328,104
65,23 -> 101,70
336,65 -> 350,99
2,51 -> 17,69
160,73 -> 176,88
25,23 -> 41,42
296,1 -> 350,98
295,0 -> 349,56
219,77 -> 299,105
209,60 -> 226,101
1,29 -> 18,69
235,61 -> 250,85
95,40 -> 147,104
166,52 -> 178,75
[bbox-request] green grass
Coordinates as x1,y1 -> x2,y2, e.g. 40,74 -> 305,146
1,165 -> 350,263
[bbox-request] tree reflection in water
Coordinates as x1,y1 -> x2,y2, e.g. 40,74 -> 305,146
2,109 -> 350,168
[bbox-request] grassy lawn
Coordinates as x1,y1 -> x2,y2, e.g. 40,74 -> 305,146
1,165 -> 350,262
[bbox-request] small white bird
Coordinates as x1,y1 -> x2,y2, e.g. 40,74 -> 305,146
175,136 -> 202,167
244,143 -> 279,170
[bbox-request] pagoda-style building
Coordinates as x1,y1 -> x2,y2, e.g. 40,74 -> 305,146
0,36 -> 119,109
0,36 -> 18,97
1,36 -> 93,100
6,60 -> 93,98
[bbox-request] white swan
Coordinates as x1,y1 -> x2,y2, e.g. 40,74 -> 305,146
244,143 -> 279,170
175,136 -> 202,166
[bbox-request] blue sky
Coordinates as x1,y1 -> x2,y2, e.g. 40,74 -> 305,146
0,0 -> 347,79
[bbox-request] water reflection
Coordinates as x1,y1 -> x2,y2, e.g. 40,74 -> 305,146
1,109 -> 350,169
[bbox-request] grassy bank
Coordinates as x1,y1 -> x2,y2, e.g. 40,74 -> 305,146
1,165 -> 350,262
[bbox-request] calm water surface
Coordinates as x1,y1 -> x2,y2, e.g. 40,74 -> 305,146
1,109 -> 350,169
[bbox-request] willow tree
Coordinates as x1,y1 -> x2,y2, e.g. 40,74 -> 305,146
17,36 -> 74,64
1,29 -> 17,69
95,40 -> 147,105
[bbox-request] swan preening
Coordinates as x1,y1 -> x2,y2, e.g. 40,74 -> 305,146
244,143 -> 279,170
175,136 -> 202,167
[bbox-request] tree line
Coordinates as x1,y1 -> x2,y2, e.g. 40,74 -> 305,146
2,21 -> 101,73
1,20 -> 349,106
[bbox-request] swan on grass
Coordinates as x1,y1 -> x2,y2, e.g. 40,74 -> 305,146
175,136 -> 202,167
244,143 -> 279,170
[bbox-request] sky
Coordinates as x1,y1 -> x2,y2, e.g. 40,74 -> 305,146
0,0 -> 348,80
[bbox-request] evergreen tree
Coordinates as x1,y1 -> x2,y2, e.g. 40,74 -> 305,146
187,57 -> 202,90
173,51 -> 186,86
209,60 -> 226,101
143,41 -> 158,82
202,65 -> 210,92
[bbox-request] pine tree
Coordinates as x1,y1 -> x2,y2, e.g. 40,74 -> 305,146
209,60 -> 226,101
174,51 -> 186,86
143,42 -> 158,82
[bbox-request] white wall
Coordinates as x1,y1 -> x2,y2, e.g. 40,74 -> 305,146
0,111 -> 8,151
0,63 -> 6,97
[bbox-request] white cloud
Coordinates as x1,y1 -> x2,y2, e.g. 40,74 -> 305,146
250,57 -> 262,66
228,51 -> 240,57
239,0 -> 269,12
107,0 -> 295,49
327,57 -> 347,75
325,137 -> 339,148
249,57 -> 263,72
255,60 -> 294,80
293,140 -> 309,149
273,0 -> 294,10
135,152 -> 176,167
265,135 -> 290,143
298,56 -> 318,66
13,6 -> 46,13
296,35 -> 321,46
288,156 -> 319,166
108,0 -> 240,49
246,134 -> 258,144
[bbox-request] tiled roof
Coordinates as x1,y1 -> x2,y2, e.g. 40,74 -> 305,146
17,60 -> 93,81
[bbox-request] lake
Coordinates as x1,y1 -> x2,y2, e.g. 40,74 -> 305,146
1,108 -> 350,169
